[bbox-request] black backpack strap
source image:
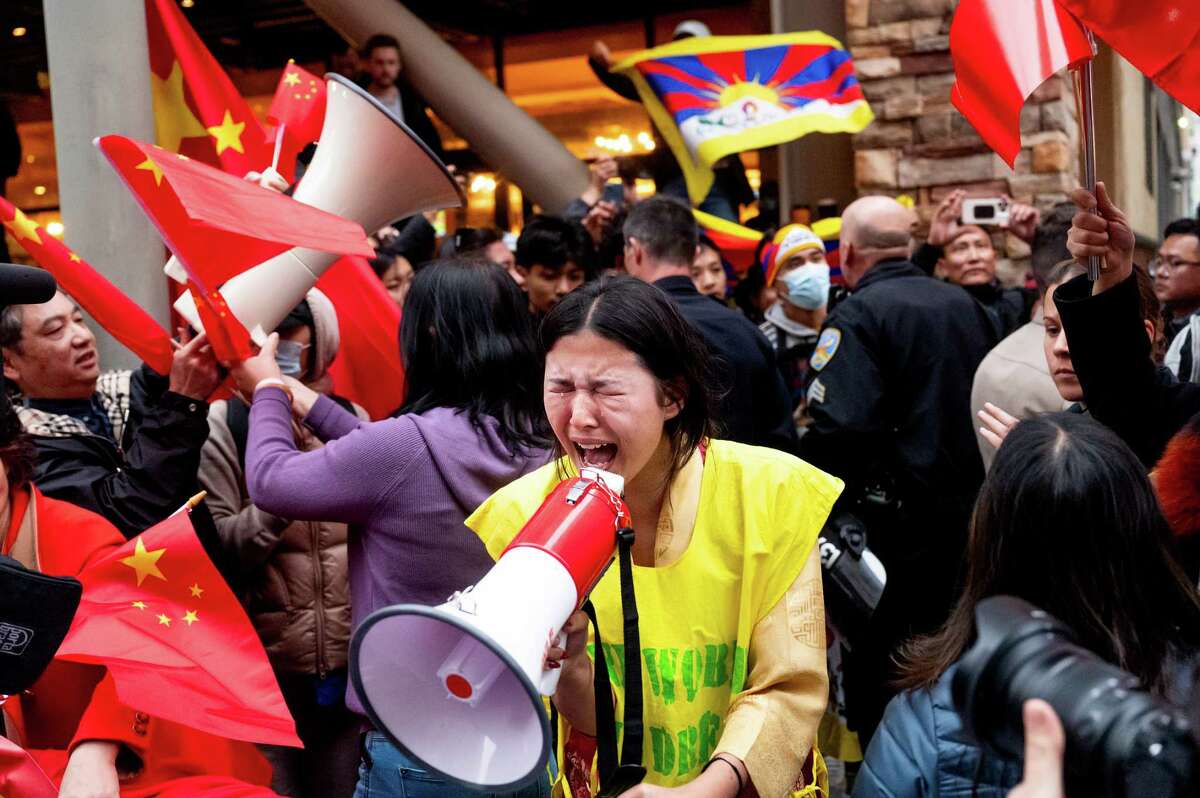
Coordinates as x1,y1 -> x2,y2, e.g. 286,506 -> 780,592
225,398 -> 251,471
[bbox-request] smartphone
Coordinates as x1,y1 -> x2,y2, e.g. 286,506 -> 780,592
961,198 -> 1010,227
602,181 -> 625,208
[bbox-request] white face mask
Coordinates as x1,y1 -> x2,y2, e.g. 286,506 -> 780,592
780,262 -> 831,310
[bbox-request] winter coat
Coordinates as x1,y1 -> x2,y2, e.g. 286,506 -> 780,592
853,665 -> 1022,798
198,288 -> 361,676
14,365 -> 211,538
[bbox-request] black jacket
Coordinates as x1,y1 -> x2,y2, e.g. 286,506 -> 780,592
1055,273 -> 1200,468
798,259 -> 997,737
17,366 -> 212,538
653,276 -> 798,453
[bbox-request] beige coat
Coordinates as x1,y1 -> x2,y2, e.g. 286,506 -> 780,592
199,289 -> 362,676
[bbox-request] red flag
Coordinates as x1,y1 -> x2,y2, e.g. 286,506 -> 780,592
319,256 -> 406,419
96,135 -> 373,361
0,736 -> 57,798
268,63 -> 327,150
1054,1 -> 1200,114
693,209 -> 761,274
951,0 -> 1093,166
144,0 -> 275,178
0,197 -> 174,375
54,510 -> 302,747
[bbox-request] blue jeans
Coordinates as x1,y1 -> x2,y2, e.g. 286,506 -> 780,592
354,731 -> 553,798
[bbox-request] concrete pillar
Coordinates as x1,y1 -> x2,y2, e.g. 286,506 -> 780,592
305,0 -> 589,213
43,0 -> 166,370
770,0 -> 856,220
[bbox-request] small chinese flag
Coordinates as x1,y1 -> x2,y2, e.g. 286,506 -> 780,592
54,510 -> 302,747
268,63 -> 327,148
0,197 -> 174,375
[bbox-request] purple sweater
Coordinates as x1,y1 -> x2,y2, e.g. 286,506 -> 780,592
245,388 -> 551,714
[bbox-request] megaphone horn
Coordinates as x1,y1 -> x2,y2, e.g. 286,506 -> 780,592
167,73 -> 463,342
351,468 -> 629,791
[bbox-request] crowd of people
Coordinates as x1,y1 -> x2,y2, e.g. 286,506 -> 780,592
2,26 -> 1200,798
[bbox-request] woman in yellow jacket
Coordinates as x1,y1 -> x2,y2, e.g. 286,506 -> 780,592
467,275 -> 841,798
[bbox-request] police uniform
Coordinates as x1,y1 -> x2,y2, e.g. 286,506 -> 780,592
797,258 -> 997,739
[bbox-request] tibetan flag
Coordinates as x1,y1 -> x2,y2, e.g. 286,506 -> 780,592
1054,0 -> 1200,115
811,216 -> 843,285
951,0 -> 1093,167
144,0 -> 275,178
693,209 -> 761,274
318,256 -> 406,420
614,33 -> 874,205
54,510 -> 302,747
0,197 -> 174,375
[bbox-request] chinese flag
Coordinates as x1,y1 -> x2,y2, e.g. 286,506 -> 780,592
268,63 -> 327,149
0,197 -> 174,375
97,134 -> 373,362
950,0 -> 1093,166
1055,0 -> 1200,115
0,736 -> 57,798
144,0 -> 275,178
54,511 -> 302,747
319,256 -> 406,419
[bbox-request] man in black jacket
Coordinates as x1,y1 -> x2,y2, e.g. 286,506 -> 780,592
1,291 -> 221,538
622,195 -> 798,453
1059,182 -> 1200,468
798,195 -> 998,740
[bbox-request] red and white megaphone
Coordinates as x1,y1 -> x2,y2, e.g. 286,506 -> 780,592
165,72 -> 463,342
350,468 -> 630,791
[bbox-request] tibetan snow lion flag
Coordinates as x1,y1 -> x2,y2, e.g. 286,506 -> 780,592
614,32 -> 874,205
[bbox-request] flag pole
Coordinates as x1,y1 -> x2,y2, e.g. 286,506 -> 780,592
1073,30 -> 1102,281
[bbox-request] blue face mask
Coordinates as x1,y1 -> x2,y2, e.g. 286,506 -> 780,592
275,339 -> 307,378
779,262 -> 830,310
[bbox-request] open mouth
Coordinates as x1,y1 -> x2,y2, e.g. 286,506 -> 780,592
574,441 -> 618,471
76,352 -> 97,368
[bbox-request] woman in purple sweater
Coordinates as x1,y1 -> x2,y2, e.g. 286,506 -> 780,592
232,259 -> 553,798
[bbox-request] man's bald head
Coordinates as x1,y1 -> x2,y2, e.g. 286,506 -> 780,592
840,196 -> 916,288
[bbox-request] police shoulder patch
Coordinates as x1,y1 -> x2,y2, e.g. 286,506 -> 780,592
810,328 -> 842,371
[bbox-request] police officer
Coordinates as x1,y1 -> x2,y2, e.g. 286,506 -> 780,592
798,196 -> 997,740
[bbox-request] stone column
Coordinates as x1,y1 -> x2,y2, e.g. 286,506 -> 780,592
771,0 -> 857,221
44,0 -> 165,370
847,0 -> 1081,281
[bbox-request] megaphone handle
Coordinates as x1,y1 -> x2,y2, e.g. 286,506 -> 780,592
538,630 -> 568,695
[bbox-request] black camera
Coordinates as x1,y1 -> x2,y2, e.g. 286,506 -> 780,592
953,595 -> 1196,798
818,511 -> 886,647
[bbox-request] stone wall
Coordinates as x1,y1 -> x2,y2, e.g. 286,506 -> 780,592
845,0 -> 1081,278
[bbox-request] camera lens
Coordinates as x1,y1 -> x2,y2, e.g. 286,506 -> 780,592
954,596 -> 1196,798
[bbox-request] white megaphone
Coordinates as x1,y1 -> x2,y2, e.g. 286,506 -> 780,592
350,468 -> 630,791
166,73 -> 463,342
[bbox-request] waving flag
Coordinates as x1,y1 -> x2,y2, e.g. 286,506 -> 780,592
950,0 -> 1093,166
1053,0 -> 1200,115
811,216 -> 843,285
614,33 -> 873,205
694,209 -> 761,274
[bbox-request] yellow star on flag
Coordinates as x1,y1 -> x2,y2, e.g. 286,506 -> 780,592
157,613 -> 172,627
283,70 -> 302,87
150,61 -> 208,153
68,252 -> 82,263
188,583 -> 204,598
4,206 -> 42,245
120,538 -> 166,586
183,610 -> 199,626
207,109 -> 246,155
132,600 -> 147,610
136,157 -> 165,187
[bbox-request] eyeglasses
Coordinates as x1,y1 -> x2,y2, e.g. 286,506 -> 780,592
1149,257 -> 1200,276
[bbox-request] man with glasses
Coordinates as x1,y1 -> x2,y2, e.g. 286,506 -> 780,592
1153,218 -> 1200,382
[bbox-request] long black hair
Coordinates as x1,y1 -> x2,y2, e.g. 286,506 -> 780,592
398,258 -> 550,453
898,413 -> 1200,694
540,275 -> 718,481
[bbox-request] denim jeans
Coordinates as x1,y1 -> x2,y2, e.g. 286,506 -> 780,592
353,731 -> 553,798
